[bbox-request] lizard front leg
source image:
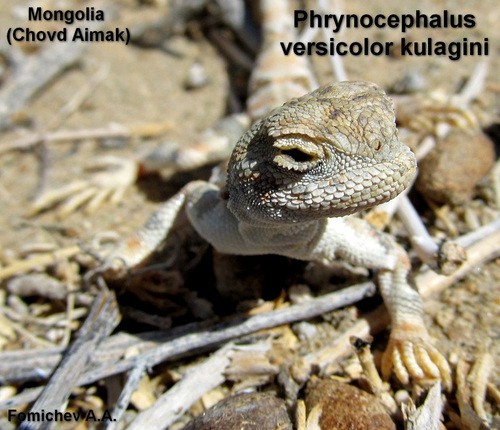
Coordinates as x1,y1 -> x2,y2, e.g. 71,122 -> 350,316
102,180 -> 205,277
292,216 -> 452,390
185,186 -> 452,389
376,245 -> 452,391
102,178 -> 259,277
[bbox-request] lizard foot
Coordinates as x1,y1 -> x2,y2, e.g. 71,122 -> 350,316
397,91 -> 479,137
381,325 -> 452,391
31,156 -> 139,217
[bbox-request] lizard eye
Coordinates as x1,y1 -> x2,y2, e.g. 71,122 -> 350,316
271,136 -> 324,172
281,148 -> 315,163
273,148 -> 319,172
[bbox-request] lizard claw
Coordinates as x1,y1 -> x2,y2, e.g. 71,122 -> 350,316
381,327 -> 452,391
84,256 -> 130,284
31,156 -> 139,217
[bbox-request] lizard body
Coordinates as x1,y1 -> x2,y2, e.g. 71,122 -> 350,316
106,81 -> 451,389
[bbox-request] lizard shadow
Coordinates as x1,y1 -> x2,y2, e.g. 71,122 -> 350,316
136,163 -> 216,203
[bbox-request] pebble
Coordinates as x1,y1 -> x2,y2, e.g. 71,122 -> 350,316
183,392 -> 293,430
305,377 -> 395,429
416,129 -> 495,205
185,62 -> 210,90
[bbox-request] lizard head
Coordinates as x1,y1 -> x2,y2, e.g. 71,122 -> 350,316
227,81 -> 417,225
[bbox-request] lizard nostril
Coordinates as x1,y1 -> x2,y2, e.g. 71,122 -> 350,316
374,141 -> 382,151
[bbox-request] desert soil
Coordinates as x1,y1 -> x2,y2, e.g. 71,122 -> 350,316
0,0 -> 498,428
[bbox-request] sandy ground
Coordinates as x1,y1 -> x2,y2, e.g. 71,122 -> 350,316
0,0 -> 498,428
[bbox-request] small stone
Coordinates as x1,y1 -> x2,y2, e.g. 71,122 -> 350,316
438,241 -> 467,275
293,321 -> 318,340
416,130 -> 495,205
183,392 -> 293,430
184,62 -> 210,90
394,389 -> 411,405
305,377 -> 396,430
288,284 -> 313,304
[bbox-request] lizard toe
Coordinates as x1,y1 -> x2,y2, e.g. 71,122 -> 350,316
382,333 -> 451,390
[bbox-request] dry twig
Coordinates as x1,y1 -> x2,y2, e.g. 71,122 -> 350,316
0,121 -> 174,155
415,221 -> 500,296
351,337 -> 397,414
127,344 -> 235,430
0,282 -> 375,409
0,246 -> 81,281
105,363 -> 147,430
20,285 -> 120,430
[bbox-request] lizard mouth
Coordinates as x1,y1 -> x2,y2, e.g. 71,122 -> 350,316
272,136 -> 323,172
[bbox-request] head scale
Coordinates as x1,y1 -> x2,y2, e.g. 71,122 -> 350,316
227,81 -> 417,225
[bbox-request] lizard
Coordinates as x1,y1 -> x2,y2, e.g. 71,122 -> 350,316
103,80 -> 452,390
21,0 -> 452,389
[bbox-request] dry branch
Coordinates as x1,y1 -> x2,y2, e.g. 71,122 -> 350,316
415,222 -> 500,297
0,246 -> 81,281
105,363 -> 147,430
128,345 -> 235,430
19,286 -> 120,430
0,121 -> 174,155
0,282 -> 375,409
